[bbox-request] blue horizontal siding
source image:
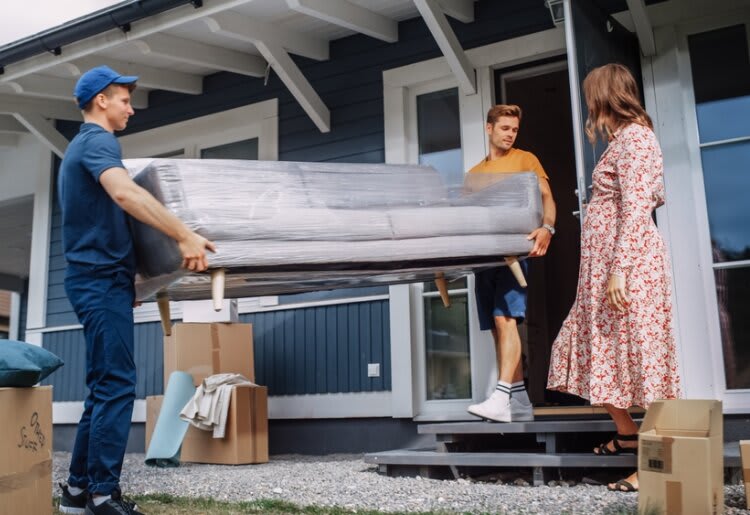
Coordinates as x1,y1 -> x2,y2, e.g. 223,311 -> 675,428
42,322 -> 165,401
243,299 -> 391,395
43,299 -> 390,401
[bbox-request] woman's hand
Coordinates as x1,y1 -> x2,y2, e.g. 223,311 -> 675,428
606,274 -> 630,312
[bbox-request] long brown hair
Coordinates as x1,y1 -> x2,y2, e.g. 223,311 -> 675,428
583,63 -> 652,143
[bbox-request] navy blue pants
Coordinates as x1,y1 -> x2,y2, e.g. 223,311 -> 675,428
64,267 -> 136,496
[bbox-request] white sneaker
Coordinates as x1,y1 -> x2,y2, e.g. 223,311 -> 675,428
510,397 -> 534,421
467,391 -> 511,422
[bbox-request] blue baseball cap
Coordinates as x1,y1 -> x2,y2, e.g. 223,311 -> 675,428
74,65 -> 138,109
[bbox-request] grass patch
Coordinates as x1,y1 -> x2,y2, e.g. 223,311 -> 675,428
53,494 -> 465,514
53,494 -> 644,514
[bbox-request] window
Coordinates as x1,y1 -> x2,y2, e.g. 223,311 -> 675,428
688,24 -> 750,389
200,138 -> 259,160
416,88 -> 464,189
416,87 -> 471,401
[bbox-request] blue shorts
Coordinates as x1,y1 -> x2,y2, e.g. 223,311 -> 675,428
474,261 -> 529,330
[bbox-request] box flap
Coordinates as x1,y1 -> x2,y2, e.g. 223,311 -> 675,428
639,400 -> 721,436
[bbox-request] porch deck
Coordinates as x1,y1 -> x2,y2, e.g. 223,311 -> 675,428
365,419 -> 742,485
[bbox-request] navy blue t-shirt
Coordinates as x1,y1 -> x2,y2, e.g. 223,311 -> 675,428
59,123 -> 135,275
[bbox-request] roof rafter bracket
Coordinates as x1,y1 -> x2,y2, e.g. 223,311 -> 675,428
133,33 -> 266,77
255,40 -> 330,133
413,0 -> 476,95
204,11 -> 329,61
437,0 -> 474,23
625,0 -> 656,57
12,112 -> 69,158
286,0 -> 398,43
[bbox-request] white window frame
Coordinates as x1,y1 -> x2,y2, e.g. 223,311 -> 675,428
120,99 -> 279,160
648,9 -> 750,412
384,27 -> 566,419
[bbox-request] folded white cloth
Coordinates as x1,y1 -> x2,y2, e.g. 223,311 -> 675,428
179,373 -> 255,438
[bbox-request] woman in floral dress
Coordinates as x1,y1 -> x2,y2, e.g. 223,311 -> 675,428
547,63 -> 682,492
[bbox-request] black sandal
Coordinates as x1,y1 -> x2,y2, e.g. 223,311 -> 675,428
594,433 -> 638,455
608,479 -> 638,492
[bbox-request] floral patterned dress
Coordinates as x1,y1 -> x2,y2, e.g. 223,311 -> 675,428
547,123 -> 682,409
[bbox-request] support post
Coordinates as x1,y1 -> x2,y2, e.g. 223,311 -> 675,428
434,271 -> 451,308
156,292 -> 172,336
504,256 -> 527,288
211,268 -> 226,311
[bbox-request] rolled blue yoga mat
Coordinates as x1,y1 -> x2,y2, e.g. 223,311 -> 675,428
145,371 -> 196,467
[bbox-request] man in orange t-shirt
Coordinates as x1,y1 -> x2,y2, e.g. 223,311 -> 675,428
466,104 -> 556,423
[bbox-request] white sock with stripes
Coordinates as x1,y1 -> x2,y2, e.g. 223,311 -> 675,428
511,381 -> 530,404
494,381 -> 512,402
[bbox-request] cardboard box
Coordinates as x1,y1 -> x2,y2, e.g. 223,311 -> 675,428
0,386 -> 53,515
181,385 -> 268,465
182,299 -> 239,323
145,395 -> 164,450
163,322 -> 254,387
146,387 -> 268,465
639,399 -> 723,515
740,440 -> 750,509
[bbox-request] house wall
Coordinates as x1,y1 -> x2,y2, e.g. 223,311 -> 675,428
43,299 -> 390,399
41,0 -> 557,404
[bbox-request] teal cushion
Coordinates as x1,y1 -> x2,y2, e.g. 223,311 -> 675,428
0,339 -> 64,387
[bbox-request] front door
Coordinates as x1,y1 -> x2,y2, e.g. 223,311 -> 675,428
565,0 -> 642,218
495,61 -> 581,406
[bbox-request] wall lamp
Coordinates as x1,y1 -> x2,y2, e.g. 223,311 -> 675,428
545,0 -> 565,26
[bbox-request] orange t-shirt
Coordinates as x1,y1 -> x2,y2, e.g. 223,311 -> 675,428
468,148 -> 548,180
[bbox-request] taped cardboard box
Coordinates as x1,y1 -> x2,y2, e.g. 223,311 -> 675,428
163,322 -> 254,387
740,440 -> 750,509
181,385 -> 268,465
0,386 -> 53,515
639,399 -> 723,515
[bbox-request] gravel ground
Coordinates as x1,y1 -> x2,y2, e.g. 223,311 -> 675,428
53,452 -> 750,514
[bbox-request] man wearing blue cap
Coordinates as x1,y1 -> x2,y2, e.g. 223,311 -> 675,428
57,65 -> 215,515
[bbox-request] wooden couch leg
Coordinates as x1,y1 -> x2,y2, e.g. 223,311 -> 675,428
212,268 -> 226,311
156,292 -> 172,336
435,272 -> 451,308
505,256 -> 527,288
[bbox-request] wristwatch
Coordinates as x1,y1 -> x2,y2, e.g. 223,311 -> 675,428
542,223 -> 556,235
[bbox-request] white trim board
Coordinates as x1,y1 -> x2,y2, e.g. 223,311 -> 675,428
29,293 -> 390,332
120,99 -> 279,160
24,142 -> 54,333
52,391 -> 392,424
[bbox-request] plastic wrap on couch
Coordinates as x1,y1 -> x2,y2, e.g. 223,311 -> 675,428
126,159 -> 542,301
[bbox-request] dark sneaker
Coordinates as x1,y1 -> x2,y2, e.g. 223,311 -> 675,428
84,490 -> 142,515
59,482 -> 88,514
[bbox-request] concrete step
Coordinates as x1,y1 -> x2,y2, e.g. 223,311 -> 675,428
365,449 -> 637,468
417,419 -> 631,435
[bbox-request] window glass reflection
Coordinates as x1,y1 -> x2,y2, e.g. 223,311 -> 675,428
424,294 -> 471,400
201,138 -> 259,160
417,88 -> 463,188
696,95 -> 750,144
700,140 -> 750,262
715,266 -> 750,389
